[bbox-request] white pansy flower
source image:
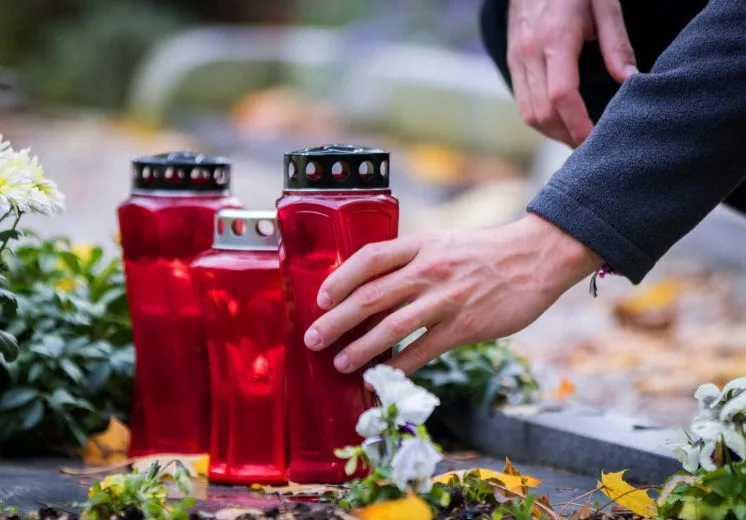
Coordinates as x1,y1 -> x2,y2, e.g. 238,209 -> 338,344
356,407 -> 387,438
691,419 -> 746,464
699,441 -> 718,472
361,436 -> 386,468
720,393 -> 746,423
695,383 -> 720,410
363,365 -> 440,426
714,377 -> 746,406
390,438 -> 443,493
667,431 -> 701,474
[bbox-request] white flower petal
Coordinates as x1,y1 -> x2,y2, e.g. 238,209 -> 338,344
699,442 -> 718,471
390,438 -> 442,493
362,364 -> 440,425
714,377 -> 746,406
673,444 -> 701,474
691,420 -> 727,442
356,408 -> 387,438
361,437 -> 385,468
720,393 -> 746,423
721,428 -> 746,462
694,383 -> 721,410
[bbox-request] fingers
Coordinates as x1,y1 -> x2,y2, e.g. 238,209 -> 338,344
507,3 -> 591,147
388,323 -> 455,375
305,268 -> 420,352
545,40 -> 594,145
317,238 -> 419,311
332,297 -> 445,374
524,51 -> 576,145
592,0 -> 637,83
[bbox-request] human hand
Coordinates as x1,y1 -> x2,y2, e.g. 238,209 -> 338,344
507,0 -> 637,147
304,214 -> 602,375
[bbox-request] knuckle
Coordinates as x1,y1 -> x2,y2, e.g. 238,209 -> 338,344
539,21 -> 561,43
355,282 -> 384,308
404,342 -> 431,368
534,107 -> 555,126
384,313 -> 414,337
452,313 -> 482,340
518,34 -> 535,56
547,86 -> 573,106
359,242 -> 385,263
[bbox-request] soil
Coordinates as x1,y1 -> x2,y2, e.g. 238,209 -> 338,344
0,503 -> 643,520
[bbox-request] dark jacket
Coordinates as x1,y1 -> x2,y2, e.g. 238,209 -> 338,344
481,0 -> 746,283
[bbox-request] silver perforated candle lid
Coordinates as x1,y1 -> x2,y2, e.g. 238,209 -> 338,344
214,209 -> 278,251
284,144 -> 390,190
132,151 -> 231,194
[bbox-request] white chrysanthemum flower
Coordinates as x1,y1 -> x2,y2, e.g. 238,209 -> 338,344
390,438 -> 443,493
363,365 -> 440,426
0,136 -> 63,215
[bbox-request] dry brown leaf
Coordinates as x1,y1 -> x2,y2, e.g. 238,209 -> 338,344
214,508 -> 265,520
567,501 -> 592,520
443,451 -> 480,462
261,482 -> 341,497
355,494 -> 433,520
78,418 -> 131,466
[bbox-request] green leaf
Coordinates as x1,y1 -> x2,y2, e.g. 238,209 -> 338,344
0,387 -> 39,411
57,251 -> 81,274
60,358 -> 84,384
0,229 -> 22,243
344,454 -> 358,476
0,330 -> 19,362
42,335 -> 65,358
27,362 -> 45,384
47,388 -> 77,409
19,399 -> 44,430
63,414 -> 89,447
86,361 -> 112,391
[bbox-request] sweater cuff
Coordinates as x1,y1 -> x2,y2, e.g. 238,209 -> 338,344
526,182 -> 655,284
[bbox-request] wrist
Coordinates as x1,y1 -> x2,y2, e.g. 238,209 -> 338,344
519,213 -> 603,289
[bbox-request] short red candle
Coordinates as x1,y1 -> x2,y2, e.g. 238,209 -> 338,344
191,210 -> 288,485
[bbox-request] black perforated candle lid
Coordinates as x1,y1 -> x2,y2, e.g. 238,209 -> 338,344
284,144 -> 390,190
132,151 -> 231,194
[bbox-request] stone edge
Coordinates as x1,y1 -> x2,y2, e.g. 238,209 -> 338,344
442,404 -> 681,484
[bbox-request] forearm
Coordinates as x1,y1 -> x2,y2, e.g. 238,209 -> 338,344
528,0 -> 746,283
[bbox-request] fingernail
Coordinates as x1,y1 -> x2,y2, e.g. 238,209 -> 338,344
318,291 -> 333,310
624,64 -> 638,77
304,328 -> 322,349
334,353 -> 351,372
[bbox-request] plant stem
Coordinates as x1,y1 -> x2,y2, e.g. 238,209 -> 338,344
0,209 -> 22,255
0,209 -> 12,225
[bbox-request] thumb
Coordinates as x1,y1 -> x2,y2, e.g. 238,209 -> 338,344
592,0 -> 638,83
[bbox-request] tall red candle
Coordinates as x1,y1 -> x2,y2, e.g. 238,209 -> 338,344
191,210 -> 288,485
117,152 -> 240,456
276,145 -> 399,483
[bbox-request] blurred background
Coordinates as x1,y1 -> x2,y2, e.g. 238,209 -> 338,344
4,0 -> 746,429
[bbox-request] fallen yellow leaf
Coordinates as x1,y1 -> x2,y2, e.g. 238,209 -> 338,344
79,418 -> 131,466
432,465 -> 541,491
132,453 -> 210,478
355,495 -> 432,520
551,379 -> 576,400
597,470 -> 656,519
405,144 -> 466,185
